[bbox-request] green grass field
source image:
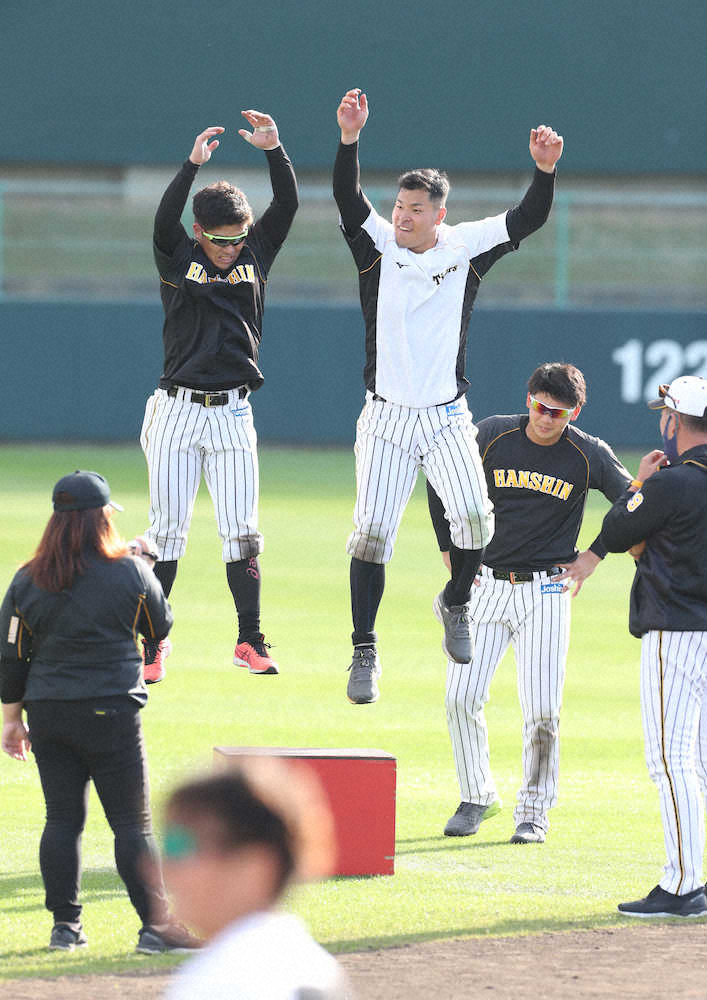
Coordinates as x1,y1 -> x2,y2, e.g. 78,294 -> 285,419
0,443 -> 671,980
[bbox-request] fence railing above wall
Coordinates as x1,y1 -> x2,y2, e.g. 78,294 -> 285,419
0,179 -> 705,309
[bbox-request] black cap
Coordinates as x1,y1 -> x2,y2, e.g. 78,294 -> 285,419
52,470 -> 124,512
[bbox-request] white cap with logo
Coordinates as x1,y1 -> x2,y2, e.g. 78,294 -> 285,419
647,375 -> 707,417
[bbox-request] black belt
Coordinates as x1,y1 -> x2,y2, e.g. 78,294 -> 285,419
492,568 -> 561,585
167,386 -> 247,406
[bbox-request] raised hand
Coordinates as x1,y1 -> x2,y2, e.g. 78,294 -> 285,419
337,89 -> 369,143
239,110 -> 280,150
189,126 -> 225,166
637,448 -> 668,482
529,125 -> 564,173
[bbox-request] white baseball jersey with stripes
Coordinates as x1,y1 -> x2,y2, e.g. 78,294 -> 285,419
640,629 -> 707,895
140,386 -> 262,563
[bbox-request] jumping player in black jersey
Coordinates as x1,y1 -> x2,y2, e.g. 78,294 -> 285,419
140,112 -> 298,680
428,363 -> 631,844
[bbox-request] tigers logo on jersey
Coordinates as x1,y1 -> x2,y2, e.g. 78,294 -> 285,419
627,491 -> 644,512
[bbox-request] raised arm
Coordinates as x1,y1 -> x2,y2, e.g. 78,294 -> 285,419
333,89 -> 373,233
153,126 -> 225,255
505,125 -> 564,245
241,110 -> 299,250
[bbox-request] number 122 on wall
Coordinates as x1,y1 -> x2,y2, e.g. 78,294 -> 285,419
612,338 -> 707,404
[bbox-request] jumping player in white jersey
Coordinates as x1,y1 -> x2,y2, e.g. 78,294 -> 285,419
428,364 -> 631,843
600,375 -> 707,918
333,88 -> 563,705
140,111 -> 298,681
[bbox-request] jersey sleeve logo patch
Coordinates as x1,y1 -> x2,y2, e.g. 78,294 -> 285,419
7,615 -> 19,644
627,491 -> 644,512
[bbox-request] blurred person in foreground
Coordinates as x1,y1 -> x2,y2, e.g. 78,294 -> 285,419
0,470 -> 200,954
162,761 -> 351,1000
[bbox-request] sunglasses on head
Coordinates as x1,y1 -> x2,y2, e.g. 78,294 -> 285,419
656,383 -> 678,408
528,395 -> 575,420
201,227 -> 249,247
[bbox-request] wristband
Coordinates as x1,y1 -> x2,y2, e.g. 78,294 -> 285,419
630,479 -> 643,490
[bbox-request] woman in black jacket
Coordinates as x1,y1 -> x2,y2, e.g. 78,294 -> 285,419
0,470 -> 199,954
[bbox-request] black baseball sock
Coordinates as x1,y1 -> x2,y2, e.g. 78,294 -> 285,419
444,545 -> 484,607
350,557 -> 385,647
227,557 -> 261,643
153,560 -> 178,598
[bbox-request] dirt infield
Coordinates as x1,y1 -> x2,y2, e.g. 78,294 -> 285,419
4,924 -> 706,1000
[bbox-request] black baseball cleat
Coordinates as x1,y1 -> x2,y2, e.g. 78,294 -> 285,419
136,922 -> 203,954
49,922 -> 88,951
510,822 -> 546,844
433,592 -> 473,663
617,884 -> 707,918
346,646 -> 381,704
444,800 -> 502,836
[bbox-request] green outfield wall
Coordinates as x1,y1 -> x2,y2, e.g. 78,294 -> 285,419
0,0 -> 704,174
2,303 -> 705,448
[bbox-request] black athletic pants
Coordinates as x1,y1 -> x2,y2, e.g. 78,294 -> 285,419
26,698 -> 167,927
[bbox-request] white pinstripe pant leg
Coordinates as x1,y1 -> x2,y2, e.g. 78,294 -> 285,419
446,634 -> 510,804
201,393 -> 263,562
640,630 -> 707,894
445,573 -> 514,804
347,397 -> 419,563
140,390 -> 206,561
512,581 -> 571,831
422,402 -> 494,550
698,674 -> 707,810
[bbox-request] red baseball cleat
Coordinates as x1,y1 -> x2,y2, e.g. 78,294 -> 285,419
142,637 -> 172,684
233,634 -> 279,675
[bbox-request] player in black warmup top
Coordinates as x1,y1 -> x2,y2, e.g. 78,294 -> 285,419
140,112 -> 298,680
428,363 -> 632,843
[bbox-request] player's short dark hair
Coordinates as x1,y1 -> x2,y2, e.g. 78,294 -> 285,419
192,181 -> 252,230
397,168 -> 450,205
527,363 -> 587,408
679,411 -> 707,434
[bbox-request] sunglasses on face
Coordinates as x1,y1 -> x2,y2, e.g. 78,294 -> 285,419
201,227 -> 249,247
162,824 -> 199,861
528,395 -> 575,420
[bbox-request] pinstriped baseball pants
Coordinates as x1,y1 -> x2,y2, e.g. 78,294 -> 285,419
445,566 -> 571,832
140,388 -> 263,563
640,630 -> 707,894
347,393 -> 493,564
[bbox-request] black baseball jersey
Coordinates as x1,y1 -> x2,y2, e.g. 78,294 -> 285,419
428,414 -> 631,570
600,444 -> 707,637
153,146 -> 298,393
333,141 -> 555,406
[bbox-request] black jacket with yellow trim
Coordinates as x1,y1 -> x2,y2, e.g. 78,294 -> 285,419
599,443 -> 707,637
0,553 -> 172,704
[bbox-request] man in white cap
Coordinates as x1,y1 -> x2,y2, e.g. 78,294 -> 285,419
600,375 -> 707,918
